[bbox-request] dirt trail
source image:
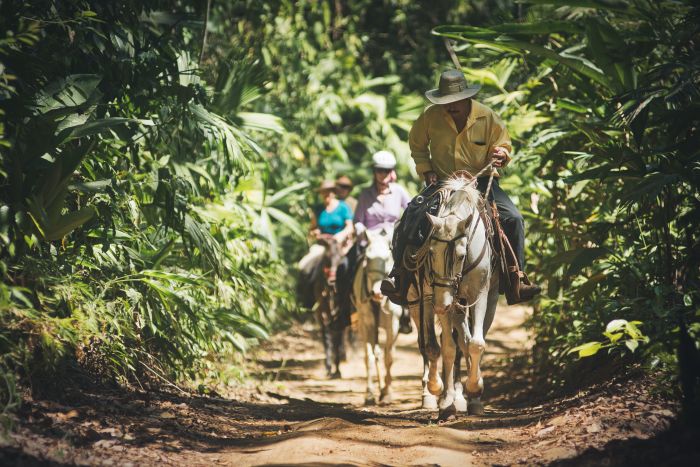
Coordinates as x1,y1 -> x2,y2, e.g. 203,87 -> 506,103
4,302 -> 682,466
227,303 -> 535,466
214,303 -> 673,466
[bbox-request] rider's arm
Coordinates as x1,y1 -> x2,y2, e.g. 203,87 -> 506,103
409,110 -> 433,177
334,219 -> 354,243
333,202 -> 354,243
488,113 -> 513,168
353,190 -> 368,228
309,211 -> 321,239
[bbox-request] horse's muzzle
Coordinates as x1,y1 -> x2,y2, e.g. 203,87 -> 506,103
324,266 -> 336,284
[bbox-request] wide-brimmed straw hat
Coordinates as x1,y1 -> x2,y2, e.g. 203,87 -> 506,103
335,175 -> 353,188
425,69 -> 481,105
316,180 -> 336,192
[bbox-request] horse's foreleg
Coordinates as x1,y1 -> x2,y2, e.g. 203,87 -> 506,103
464,287 -> 491,413
437,313 -> 457,418
316,308 -> 333,377
424,298 -> 443,397
466,278 -> 500,415
453,329 -> 467,413
332,326 -> 343,378
380,303 -> 400,404
360,305 -> 378,405
372,319 -> 382,398
410,302 -> 437,409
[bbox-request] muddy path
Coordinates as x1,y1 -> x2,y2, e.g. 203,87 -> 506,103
3,302 -> 688,466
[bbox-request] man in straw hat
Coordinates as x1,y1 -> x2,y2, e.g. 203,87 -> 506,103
408,69 -> 541,302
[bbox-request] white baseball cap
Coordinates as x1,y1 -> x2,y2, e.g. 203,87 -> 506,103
372,150 -> 396,170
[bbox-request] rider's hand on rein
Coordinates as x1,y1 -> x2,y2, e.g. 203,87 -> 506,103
490,147 -> 508,168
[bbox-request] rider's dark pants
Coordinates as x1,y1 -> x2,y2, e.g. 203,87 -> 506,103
476,177 -> 526,270
336,243 -> 359,326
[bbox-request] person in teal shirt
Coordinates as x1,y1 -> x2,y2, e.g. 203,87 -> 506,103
314,199 -> 353,235
299,180 -> 354,275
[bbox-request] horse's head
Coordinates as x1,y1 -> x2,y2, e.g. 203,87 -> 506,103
364,228 -> 393,300
428,178 -> 481,314
317,235 -> 342,285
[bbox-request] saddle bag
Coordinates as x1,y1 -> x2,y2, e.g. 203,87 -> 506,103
391,184 -> 442,270
383,184 -> 445,306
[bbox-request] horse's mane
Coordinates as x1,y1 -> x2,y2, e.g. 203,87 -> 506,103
442,176 -> 481,216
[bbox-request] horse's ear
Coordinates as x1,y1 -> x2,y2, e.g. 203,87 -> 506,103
457,216 -> 472,232
426,214 -> 444,230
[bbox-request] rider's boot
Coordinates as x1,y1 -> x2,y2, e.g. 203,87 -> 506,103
518,279 -> 541,301
504,268 -> 541,304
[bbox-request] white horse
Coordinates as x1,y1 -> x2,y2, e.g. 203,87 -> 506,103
405,245 -> 469,412
426,176 -> 499,418
352,227 -> 402,405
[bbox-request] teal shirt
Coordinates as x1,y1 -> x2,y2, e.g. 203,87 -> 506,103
315,201 -> 353,235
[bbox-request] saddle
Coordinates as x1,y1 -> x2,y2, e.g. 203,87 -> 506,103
382,179 -> 533,306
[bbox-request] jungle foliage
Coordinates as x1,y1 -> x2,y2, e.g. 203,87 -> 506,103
434,0 -> 699,402
0,0 -> 489,409
0,0 -> 294,403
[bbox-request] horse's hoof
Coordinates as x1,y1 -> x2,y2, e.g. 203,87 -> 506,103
365,395 -> 376,406
422,394 -> 438,410
330,370 -> 342,379
427,377 -> 444,396
454,394 -> 467,413
468,399 -> 485,416
379,389 -> 393,405
437,403 -> 458,422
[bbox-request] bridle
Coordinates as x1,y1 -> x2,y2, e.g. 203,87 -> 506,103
430,231 -> 469,290
429,207 -> 492,311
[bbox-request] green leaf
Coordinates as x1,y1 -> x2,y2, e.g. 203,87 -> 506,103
516,0 -> 633,12
603,331 -> 623,343
58,117 -> 153,141
684,294 -> 693,307
42,206 -> 96,241
266,206 -> 306,239
31,74 -> 101,116
433,26 -> 613,90
238,112 -> 285,134
605,319 -> 628,334
265,181 -> 309,206
569,341 -> 603,358
625,339 -> 639,352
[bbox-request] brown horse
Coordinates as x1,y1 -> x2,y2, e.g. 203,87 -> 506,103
311,235 -> 346,378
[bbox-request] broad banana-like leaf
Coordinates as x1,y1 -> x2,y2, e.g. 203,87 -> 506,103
265,181 -> 308,206
58,117 -> 154,142
434,26 -> 613,90
31,74 -> 101,116
362,75 -> 401,89
490,21 -> 583,35
619,173 -> 679,206
238,112 -> 284,134
584,18 -> 636,93
266,206 -> 306,239
518,0 -> 633,13
42,206 -> 96,241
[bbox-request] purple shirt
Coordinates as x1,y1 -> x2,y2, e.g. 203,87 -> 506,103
354,183 -> 410,231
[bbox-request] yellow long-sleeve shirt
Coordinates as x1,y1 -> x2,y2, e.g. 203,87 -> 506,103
409,100 -> 512,179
